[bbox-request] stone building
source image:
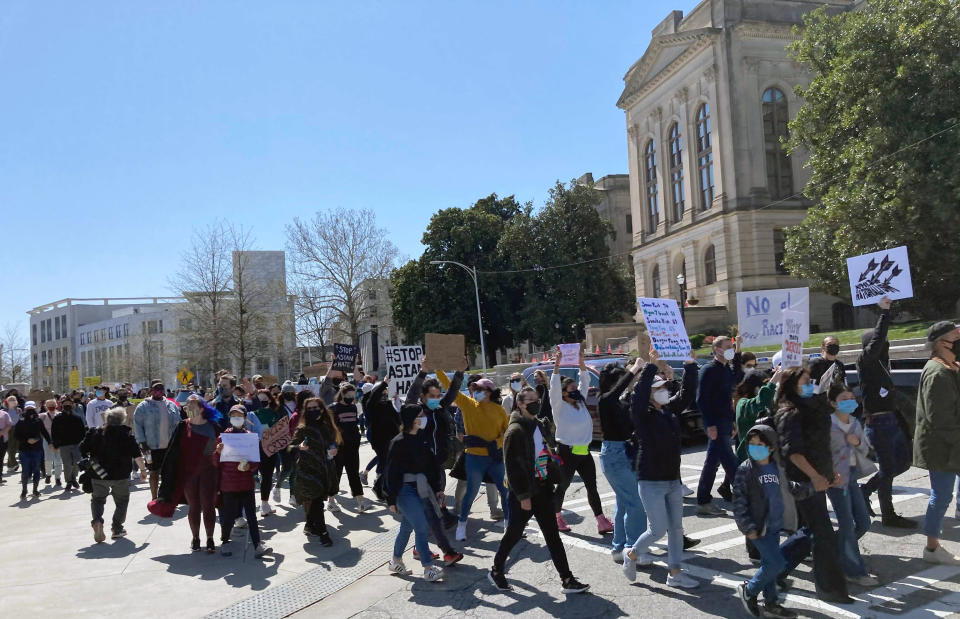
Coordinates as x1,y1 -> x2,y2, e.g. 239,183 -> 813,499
618,0 -> 861,334
578,172 -> 633,276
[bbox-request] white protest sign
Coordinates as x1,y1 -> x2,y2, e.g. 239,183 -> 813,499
637,297 -> 692,361
220,432 -> 261,463
384,345 -> 424,397
846,245 -> 913,306
781,310 -> 805,368
737,287 -> 809,347
557,343 -> 580,366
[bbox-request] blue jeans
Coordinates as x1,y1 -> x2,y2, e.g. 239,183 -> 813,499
697,419 -> 738,505
632,479 -> 684,570
827,468 -> 871,577
459,453 -> 509,524
862,413 -> 911,516
925,470 -> 957,538
19,449 -> 42,486
747,528 -> 786,603
394,484 -> 433,566
600,441 -> 647,552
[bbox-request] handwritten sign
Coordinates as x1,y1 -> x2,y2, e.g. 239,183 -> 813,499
384,345 -> 424,397
781,310 -> 805,368
737,287 -> 809,347
557,343 -> 580,366
846,246 -> 913,306
220,432 -> 261,463
637,297 -> 692,361
425,333 -> 465,371
261,419 -> 290,457
332,344 -> 358,372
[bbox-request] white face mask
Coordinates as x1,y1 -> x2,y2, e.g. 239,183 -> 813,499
230,416 -> 245,428
653,389 -> 671,405
722,348 -> 736,362
510,381 -> 522,391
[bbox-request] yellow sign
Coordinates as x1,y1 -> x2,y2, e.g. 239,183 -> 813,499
69,370 -> 80,390
177,367 -> 194,385
83,376 -> 101,387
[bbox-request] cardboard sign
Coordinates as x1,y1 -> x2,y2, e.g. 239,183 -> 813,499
846,245 -> 913,306
737,288 -> 810,347
332,344 -> 358,372
302,362 -> 329,378
384,345 -> 424,397
261,419 -> 290,457
220,432 -> 261,463
637,297 -> 692,361
557,343 -> 580,366
781,310 -> 805,368
424,333 -> 465,371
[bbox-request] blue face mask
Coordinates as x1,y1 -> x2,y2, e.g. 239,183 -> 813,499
836,399 -> 858,414
426,398 -> 442,410
748,444 -> 771,462
800,384 -> 815,398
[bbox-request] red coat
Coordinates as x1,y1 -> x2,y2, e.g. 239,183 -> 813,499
213,429 -> 260,492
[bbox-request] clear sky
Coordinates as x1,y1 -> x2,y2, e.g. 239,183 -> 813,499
0,0 -> 700,341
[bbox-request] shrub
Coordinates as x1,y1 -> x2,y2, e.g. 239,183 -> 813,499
689,334 -> 707,349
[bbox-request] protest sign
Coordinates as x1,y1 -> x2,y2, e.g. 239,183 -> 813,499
332,344 -> 358,372
781,310 -> 805,368
69,370 -> 80,390
219,432 -> 261,463
737,287 -> 809,347
261,419 -> 291,457
846,245 -> 913,306
557,343 -> 580,366
637,297 -> 692,361
384,345 -> 424,397
302,363 -> 329,378
424,333 -> 465,371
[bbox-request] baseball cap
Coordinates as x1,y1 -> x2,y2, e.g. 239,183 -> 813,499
927,321 -> 958,342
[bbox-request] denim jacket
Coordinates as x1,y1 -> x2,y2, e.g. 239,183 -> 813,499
133,398 -> 182,449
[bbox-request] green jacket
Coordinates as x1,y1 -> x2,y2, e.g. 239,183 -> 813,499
735,382 -> 778,462
914,359 -> 960,472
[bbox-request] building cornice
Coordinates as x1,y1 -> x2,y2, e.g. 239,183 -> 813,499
733,21 -> 800,41
618,30 -> 719,111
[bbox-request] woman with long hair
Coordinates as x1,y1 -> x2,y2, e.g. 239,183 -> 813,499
253,389 -> 282,515
330,383 -> 370,512
291,397 -> 342,546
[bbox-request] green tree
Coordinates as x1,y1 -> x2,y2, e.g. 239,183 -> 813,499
785,0 -> 960,317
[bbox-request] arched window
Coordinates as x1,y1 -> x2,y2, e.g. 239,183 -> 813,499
704,244 -> 717,285
651,265 -> 661,298
762,88 -> 793,200
695,103 -> 714,210
668,123 -> 684,222
644,140 -> 659,230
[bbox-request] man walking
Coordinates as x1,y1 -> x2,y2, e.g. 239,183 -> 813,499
85,386 -> 114,429
133,381 -> 181,500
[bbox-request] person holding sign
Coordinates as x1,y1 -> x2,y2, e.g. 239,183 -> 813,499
550,348 -> 614,536
695,335 -> 745,516
362,377 -> 403,500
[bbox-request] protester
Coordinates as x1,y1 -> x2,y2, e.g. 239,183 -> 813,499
86,386 -> 114,429
39,399 -> 63,486
501,373 -> 527,414
15,402 -> 50,500
361,378 -> 402,500
215,406 -> 271,558
489,386 -> 589,593
734,425 -> 812,619
695,335 -> 744,515
253,390 -> 282,516
735,368 -> 781,462
826,383 -> 878,584
134,381 -> 183,500
551,348 -> 614,535
272,382 -> 300,505
385,404 -> 445,583
742,352 -> 758,370
621,346 -> 699,589
532,369 -> 553,421
52,399 -> 86,491
291,397 -> 341,546
775,364 -> 851,603
329,382 -> 371,513
858,297 -> 917,528
80,407 -> 147,543
214,375 -> 242,425
810,336 -> 847,385
0,404 -> 11,485
4,394 -> 20,473
913,321 -> 960,565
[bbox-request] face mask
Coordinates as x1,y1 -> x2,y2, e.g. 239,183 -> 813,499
524,401 -> 541,416
565,389 -> 582,401
283,394 -> 295,401
825,343 -> 840,356
474,391 -> 487,402
343,396 -> 355,404
748,444 -> 771,462
306,408 -> 322,421
800,384 -> 815,398
653,389 -> 671,405
230,416 -> 245,428
415,415 -> 427,428
426,398 -> 442,410
836,399 -> 858,414
722,348 -> 736,362
258,398 -> 269,405
95,390 -> 104,398
510,381 -> 522,391
46,407 -> 56,413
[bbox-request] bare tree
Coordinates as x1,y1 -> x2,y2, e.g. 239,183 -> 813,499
0,322 -> 31,384
222,228 -> 270,378
293,282 -> 337,363
286,208 -> 398,345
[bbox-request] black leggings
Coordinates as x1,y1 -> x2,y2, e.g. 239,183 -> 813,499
333,441 -> 364,497
259,449 -> 277,501
553,443 -> 603,516
495,485 -> 572,579
306,497 -> 327,532
221,490 -> 261,545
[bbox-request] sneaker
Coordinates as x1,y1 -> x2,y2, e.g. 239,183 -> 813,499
489,507 -> 505,521
683,535 -> 701,550
45,475 -> 51,485
666,571 -> 699,589
846,573 -> 880,586
682,484 -> 694,497
55,478 -> 62,487
254,542 -> 272,557
696,502 -> 725,517
234,517 -> 248,529
882,514 -> 918,529
622,552 -> 637,582
271,487 -> 281,503
924,545 -> 960,565
260,501 -> 275,516
455,521 -> 467,541
412,549 -> 439,561
777,576 -> 793,592
220,540 -> 233,557
205,539 -> 216,554
304,525 -> 319,537
20,487 -> 26,500
487,567 -> 510,590
32,488 -> 40,498
111,528 -> 127,540
443,552 -> 464,566
635,553 -> 654,566
611,549 -> 624,564
423,565 -> 443,582
738,582 -> 760,617
92,522 -> 106,544
717,483 -> 733,503
556,513 -> 571,532
318,531 -> 333,547
356,496 -> 371,512
597,514 -> 614,534
561,577 -> 590,594
761,602 -> 798,618
360,469 -> 369,486
388,558 -> 412,576
191,538 -> 201,552
326,497 -> 340,512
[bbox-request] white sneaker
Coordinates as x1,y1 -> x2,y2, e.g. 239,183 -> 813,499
327,497 -> 340,512
636,553 -> 654,567
924,545 -> 960,565
260,501 -> 274,516
455,521 -> 467,541
234,516 -> 247,529
682,484 -> 694,497
667,571 -> 699,589
388,558 -> 412,575
622,552 -> 637,581
611,549 -> 624,564
423,565 -> 443,582
271,487 -> 281,503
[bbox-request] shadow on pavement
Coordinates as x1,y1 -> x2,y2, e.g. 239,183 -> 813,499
151,549 -> 282,591
76,537 -> 149,559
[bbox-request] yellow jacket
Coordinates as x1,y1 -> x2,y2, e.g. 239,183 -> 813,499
437,370 -> 509,456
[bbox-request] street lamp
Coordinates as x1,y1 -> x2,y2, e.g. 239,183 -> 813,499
676,272 -> 687,326
430,260 -> 487,371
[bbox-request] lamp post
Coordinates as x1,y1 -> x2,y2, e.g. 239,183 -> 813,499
430,260 -> 487,371
676,272 -> 687,326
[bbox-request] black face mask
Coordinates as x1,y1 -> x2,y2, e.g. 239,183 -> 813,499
524,401 -> 541,416
825,343 -> 840,356
306,408 -> 322,422
343,397 -> 355,404
282,394 -> 295,401
565,389 -> 583,401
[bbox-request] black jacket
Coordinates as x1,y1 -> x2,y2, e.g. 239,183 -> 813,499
14,414 -> 51,452
598,368 -> 636,442
775,394 -> 835,483
362,381 -> 401,452
809,357 -> 847,386
406,370 -> 463,464
535,383 -> 553,421
631,362 -> 697,481
856,309 -> 897,414
80,424 -> 142,480
331,402 -> 362,444
383,432 -> 443,506
503,411 -> 558,501
51,412 -> 86,447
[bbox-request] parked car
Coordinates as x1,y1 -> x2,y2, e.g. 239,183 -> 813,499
843,359 -> 923,433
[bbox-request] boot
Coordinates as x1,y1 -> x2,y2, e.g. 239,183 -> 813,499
21,484 -> 27,499
32,481 -> 40,497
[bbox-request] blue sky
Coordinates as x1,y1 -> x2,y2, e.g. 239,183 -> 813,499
0,0 -> 700,340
